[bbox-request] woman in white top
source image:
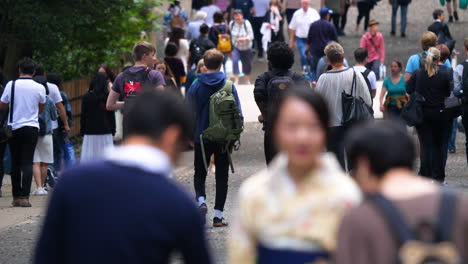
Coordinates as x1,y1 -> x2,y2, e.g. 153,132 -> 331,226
164,27 -> 190,71
228,88 -> 361,264
230,9 -> 254,85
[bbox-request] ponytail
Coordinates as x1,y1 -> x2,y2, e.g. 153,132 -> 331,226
425,47 -> 440,78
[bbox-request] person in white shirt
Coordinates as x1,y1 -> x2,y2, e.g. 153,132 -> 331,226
0,57 -> 46,207
230,9 -> 255,84
200,0 -> 220,26
289,0 -> 320,78
186,11 -> 207,40
353,48 -> 377,98
251,0 -> 270,60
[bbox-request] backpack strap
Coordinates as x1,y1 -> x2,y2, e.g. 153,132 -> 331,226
369,193 -> 415,245
9,81 -> 15,124
363,68 -> 371,77
435,190 -> 457,242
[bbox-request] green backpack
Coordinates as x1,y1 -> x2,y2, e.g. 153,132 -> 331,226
200,81 -> 243,173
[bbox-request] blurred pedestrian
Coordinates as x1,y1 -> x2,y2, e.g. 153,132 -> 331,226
428,9 -> 455,53
355,0 -> 379,32
186,59 -> 208,95
289,0 -> 320,79
284,0 -> 302,24
353,48 -> 377,99
201,0 -> 221,26
380,60 -> 407,120
251,0 -> 270,61
321,0 -> 347,36
164,42 -> 187,89
390,0 -> 411,37
306,7 -> 338,82
80,73 -> 115,162
230,0 -> 254,21
229,88 -> 361,263
35,91 -> 212,264
254,42 -> 310,164
97,63 -> 115,92
407,47 -> 451,182
444,0 -> 459,22
165,27 -> 190,70
154,60 -> 179,95
336,120 -> 468,264
0,58 -> 46,207
164,1 -> 187,33
186,11 -> 207,41
261,0 -> 285,48
360,19 -> 385,80
230,9 -> 254,84
315,42 -> 372,169
453,38 -> 468,164
188,23 -> 215,70
209,12 -> 232,73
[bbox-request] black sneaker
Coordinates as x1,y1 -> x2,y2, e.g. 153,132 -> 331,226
449,16 -> 453,23
390,31 -> 396,36
401,32 -> 406,38
454,11 -> 459,21
199,203 -> 208,215
213,217 -> 228,227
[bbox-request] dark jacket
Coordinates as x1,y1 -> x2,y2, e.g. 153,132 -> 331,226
407,66 -> 451,107
34,161 -> 211,264
80,92 -> 116,135
263,10 -> 285,42
209,24 -> 230,47
187,71 -> 242,143
428,21 -> 452,40
307,18 -> 338,58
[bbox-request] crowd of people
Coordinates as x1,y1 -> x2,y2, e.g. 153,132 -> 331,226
0,0 -> 467,263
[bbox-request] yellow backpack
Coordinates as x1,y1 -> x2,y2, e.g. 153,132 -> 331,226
214,25 -> 232,53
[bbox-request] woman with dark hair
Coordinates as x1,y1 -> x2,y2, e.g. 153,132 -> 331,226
154,60 -> 179,95
228,88 -> 361,263
262,0 -> 285,45
80,73 -> 115,162
98,64 -> 115,91
407,47 -> 451,182
164,42 -> 187,88
165,27 -> 190,70
380,60 -> 407,120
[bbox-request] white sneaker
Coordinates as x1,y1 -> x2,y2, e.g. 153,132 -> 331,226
32,189 -> 40,196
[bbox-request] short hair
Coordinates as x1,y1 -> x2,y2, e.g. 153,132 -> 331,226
133,41 -> 156,61
165,42 -> 179,57
213,12 -> 224,23
324,42 -> 345,65
433,9 -> 444,20
346,120 -> 415,177
354,48 -> 368,64
17,57 -> 36,75
268,88 -> 329,141
420,31 -> 437,51
267,41 -> 294,70
203,49 -> 224,70
126,91 -> 193,141
34,64 -> 45,77
392,60 -> 403,70
436,44 -> 450,62
200,23 -> 210,35
464,37 -> 468,50
194,10 -> 207,21
46,73 -> 63,88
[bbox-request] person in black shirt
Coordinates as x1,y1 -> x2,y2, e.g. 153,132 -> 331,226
164,42 -> 186,89
407,47 -> 451,182
428,9 -> 454,52
188,23 -> 215,69
254,42 -> 310,164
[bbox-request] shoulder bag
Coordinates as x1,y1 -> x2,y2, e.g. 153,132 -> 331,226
341,69 -> 374,126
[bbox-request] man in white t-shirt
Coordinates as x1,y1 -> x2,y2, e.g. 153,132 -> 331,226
353,48 -> 377,98
0,57 -> 46,207
289,0 -> 320,79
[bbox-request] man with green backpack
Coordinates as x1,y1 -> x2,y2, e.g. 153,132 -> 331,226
187,49 -> 243,227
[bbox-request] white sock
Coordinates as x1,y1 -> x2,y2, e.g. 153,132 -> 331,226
214,209 -> 223,219
197,196 -> 206,206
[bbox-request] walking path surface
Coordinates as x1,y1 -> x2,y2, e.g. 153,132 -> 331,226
1,1 -> 468,263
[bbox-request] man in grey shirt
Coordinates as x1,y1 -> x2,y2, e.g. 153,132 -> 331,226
315,42 -> 372,169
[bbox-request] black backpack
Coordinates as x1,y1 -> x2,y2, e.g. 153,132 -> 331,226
121,68 -> 151,101
189,37 -> 214,67
361,69 -> 374,99
369,191 -> 462,264
266,71 -> 305,100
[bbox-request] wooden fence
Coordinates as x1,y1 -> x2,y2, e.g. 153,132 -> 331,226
62,77 -> 91,137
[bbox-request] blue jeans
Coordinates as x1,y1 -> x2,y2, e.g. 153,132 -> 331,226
392,3 -> 408,34
448,118 -> 457,151
309,54 -> 321,82
367,59 -> 381,80
296,38 -> 310,78
52,129 -> 75,172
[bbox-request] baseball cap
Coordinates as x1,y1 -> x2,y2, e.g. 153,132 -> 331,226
319,7 -> 333,16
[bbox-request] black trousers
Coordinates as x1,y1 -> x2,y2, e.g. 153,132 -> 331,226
0,142 -> 7,189
251,16 -> 265,58
357,2 -> 372,30
330,4 -> 351,31
462,105 -> 468,165
328,126 -> 348,170
416,107 -> 450,182
285,9 -> 296,25
264,130 -> 277,165
9,126 -> 38,198
194,142 -> 229,211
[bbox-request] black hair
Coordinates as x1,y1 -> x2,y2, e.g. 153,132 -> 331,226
267,88 -> 330,140
99,64 -> 115,83
34,64 -> 45,77
354,48 -> 368,64
89,72 -> 109,101
267,41 -> 295,70
392,60 -> 402,70
126,90 -> 194,141
346,120 -> 415,177
433,9 -> 444,20
17,57 -> 36,75
169,27 -> 185,48
200,23 -> 210,35
165,42 -> 179,57
46,73 -> 63,89
213,12 -> 224,23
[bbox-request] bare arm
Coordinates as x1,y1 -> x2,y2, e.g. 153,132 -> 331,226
106,90 -> 124,111
0,102 -> 7,109
289,29 -> 296,48
39,103 -> 45,114
379,87 -> 387,111
56,102 -> 70,132
404,72 -> 412,83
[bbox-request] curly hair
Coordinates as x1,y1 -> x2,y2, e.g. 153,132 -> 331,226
267,41 -> 294,70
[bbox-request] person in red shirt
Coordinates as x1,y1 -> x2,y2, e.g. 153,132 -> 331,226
360,19 -> 385,80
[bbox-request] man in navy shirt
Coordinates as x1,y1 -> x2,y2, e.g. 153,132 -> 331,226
34,91 -> 212,264
306,7 -> 338,82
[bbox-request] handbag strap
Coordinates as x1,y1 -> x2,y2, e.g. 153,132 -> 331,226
351,69 -> 357,96
9,81 -> 15,123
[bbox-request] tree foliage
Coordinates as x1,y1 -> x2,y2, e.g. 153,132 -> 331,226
0,0 -> 164,80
